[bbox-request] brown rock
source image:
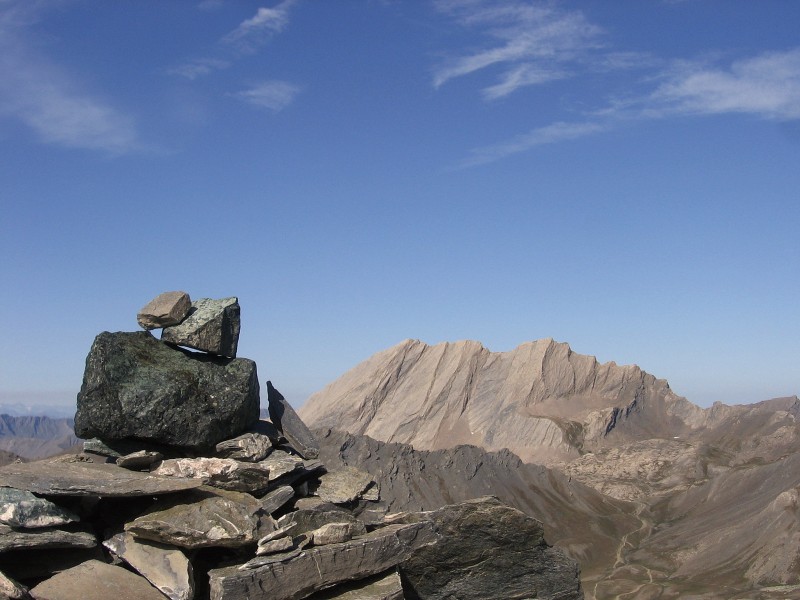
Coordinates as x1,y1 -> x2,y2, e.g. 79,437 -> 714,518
137,291 -> 191,330
29,559 -> 168,600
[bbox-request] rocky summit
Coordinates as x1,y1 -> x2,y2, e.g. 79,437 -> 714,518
0,294 -> 582,600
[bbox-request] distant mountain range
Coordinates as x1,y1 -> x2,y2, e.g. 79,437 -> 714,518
0,401 -> 76,418
0,414 -> 80,463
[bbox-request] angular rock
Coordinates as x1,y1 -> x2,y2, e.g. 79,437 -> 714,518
0,487 -> 79,529
0,569 -> 29,600
310,522 -> 359,546
250,420 -> 283,444
255,536 -> 294,556
152,458 -> 270,494
126,489 -> 262,549
276,509 -> 366,538
209,521 -> 436,600
260,486 -> 294,515
0,524 -> 96,552
28,559 -> 168,600
257,523 -> 296,546
259,450 -> 304,481
74,331 -> 259,451
104,532 -> 194,600
116,450 -> 163,470
314,467 -> 375,505
216,433 -> 274,462
398,497 -> 583,600
161,297 -> 241,357
305,570 -> 404,600
137,291 -> 191,330
0,454 -> 203,497
267,382 -> 319,459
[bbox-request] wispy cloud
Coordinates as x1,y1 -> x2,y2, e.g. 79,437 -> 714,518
0,1 -> 139,153
433,0 -> 603,98
232,80 -> 301,112
167,58 -> 230,80
222,1 -> 297,53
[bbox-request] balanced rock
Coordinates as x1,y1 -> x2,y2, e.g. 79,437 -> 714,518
0,487 -> 79,529
74,331 -> 259,451
29,559 -> 168,600
137,291 -> 191,330
267,381 -> 319,459
162,297 -> 241,358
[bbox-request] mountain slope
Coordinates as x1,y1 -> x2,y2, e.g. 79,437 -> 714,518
0,414 -> 80,460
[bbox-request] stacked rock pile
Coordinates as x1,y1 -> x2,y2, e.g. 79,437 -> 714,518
0,292 -> 583,600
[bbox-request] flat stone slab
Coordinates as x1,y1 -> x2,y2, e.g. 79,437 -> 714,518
216,433 -> 274,462
162,297 -> 241,357
116,450 -> 163,470
126,488 -> 262,549
209,521 -> 436,600
152,458 -> 271,494
260,486 -> 294,515
314,467 -> 376,505
29,559 -> 168,600
137,291 -> 191,330
0,455 -> 203,497
305,570 -> 404,600
0,487 -> 79,529
267,382 -> 319,459
104,532 -> 194,600
0,569 -> 30,600
276,509 -> 366,538
0,524 -> 96,553
75,331 -> 259,451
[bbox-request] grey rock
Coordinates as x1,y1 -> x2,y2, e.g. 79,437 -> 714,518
305,570 -> 404,600
209,521 -> 436,600
161,297 -> 241,357
0,487 -> 79,529
28,559 -> 168,600
152,458 -> 271,494
276,508 -> 366,538
116,450 -> 163,470
267,382 -> 319,459
137,291 -> 191,330
255,536 -> 294,556
259,449 -> 304,481
0,570 -> 30,600
260,486 -> 294,515
104,532 -> 194,600
74,331 -> 259,451
0,523 -> 96,552
126,489 -> 262,549
257,523 -> 296,546
314,466 -> 376,504
216,433 -> 274,462
250,420 -> 282,444
398,496 -> 583,600
0,454 -> 203,497
309,522 -> 359,546
82,438 -> 121,458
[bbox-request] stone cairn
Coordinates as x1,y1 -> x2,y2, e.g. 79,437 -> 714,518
0,292 -> 583,600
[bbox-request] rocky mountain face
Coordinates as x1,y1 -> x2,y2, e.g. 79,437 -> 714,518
300,339 -> 800,599
0,295 -> 582,600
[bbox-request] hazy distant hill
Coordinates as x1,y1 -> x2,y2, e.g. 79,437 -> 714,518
0,414 -> 80,460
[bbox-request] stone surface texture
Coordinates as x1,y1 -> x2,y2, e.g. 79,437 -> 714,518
137,291 -> 191,330
305,570 -> 404,600
314,467 -> 375,505
116,450 -> 163,470
152,458 -> 270,493
161,297 -> 241,357
260,486 -> 294,514
276,508 -> 367,538
215,433 -> 274,462
104,532 -> 194,600
0,570 -> 30,600
0,488 -> 79,529
309,522 -> 358,546
28,559 -> 168,600
398,496 -> 583,600
74,331 -> 259,451
267,381 -> 319,459
0,524 -> 96,553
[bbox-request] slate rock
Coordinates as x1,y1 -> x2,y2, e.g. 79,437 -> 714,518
0,570 -> 29,600
314,466 -> 376,505
398,496 -> 584,600
152,458 -> 271,494
208,521 -> 436,600
74,331 -> 259,451
309,522 -> 359,546
162,297 -> 241,357
137,291 -> 191,330
0,523 -> 96,552
116,450 -> 163,470
305,570 -> 404,600
126,489 -> 262,549
0,487 -> 79,529
215,433 -> 274,462
104,532 -> 194,600
0,454 -> 203,497
28,559 -> 168,600
276,508 -> 366,538
260,486 -> 294,515
257,523 -> 296,546
259,450 -> 304,482
267,382 -> 319,459
255,535 -> 294,556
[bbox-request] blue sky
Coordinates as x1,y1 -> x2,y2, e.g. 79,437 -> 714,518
1,0 -> 798,412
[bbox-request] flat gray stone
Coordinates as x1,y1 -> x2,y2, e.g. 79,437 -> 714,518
260,486 -> 294,515
305,570 -> 404,600
267,382 -> 319,459
209,521 -> 436,600
104,532 -> 194,600
276,509 -> 366,538
215,433 -> 274,462
116,450 -> 163,470
0,487 -> 79,529
255,535 -> 294,556
152,458 -> 270,494
74,331 -> 259,451
259,450 -> 304,481
309,522 -> 359,546
137,291 -> 191,330
162,297 -> 241,357
314,467 -> 376,505
0,524 -> 96,552
0,455 -> 203,497
126,489 -> 262,549
29,560 -> 168,600
257,524 -> 296,546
